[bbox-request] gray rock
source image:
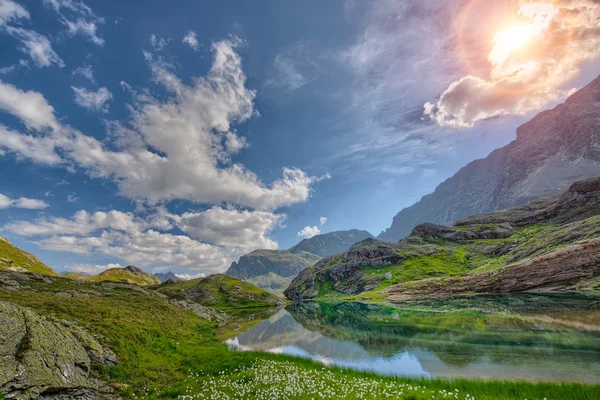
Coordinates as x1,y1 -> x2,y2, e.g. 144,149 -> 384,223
0,301 -> 115,399
384,272 -> 392,280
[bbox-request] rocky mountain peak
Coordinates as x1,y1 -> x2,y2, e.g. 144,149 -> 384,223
378,75 -> 600,242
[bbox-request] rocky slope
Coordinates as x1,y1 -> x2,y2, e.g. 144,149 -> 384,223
379,75 -> 600,242
285,176 -> 600,301
226,230 -> 372,293
0,237 -> 57,276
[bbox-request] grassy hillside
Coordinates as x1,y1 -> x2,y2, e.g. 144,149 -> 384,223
0,236 -> 57,276
286,177 -> 600,301
66,265 -> 161,286
157,273 -> 285,311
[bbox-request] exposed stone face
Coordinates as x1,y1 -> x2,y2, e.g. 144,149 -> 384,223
0,302 -> 115,399
379,75 -> 600,242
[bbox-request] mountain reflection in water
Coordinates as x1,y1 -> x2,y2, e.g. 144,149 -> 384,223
225,294 -> 600,382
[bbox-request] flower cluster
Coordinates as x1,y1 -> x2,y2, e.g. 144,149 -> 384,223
176,360 -> 477,400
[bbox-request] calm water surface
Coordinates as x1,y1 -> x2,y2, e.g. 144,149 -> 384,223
223,295 -> 600,383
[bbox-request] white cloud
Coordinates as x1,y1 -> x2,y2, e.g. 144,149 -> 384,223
0,59 -> 28,75
319,216 -> 327,226
72,64 -> 95,83
0,39 -> 317,209
0,193 -> 49,209
298,225 -> 320,239
44,0 -> 105,46
150,34 -> 169,51
0,0 -> 29,26
0,80 -> 59,130
182,30 -> 199,51
4,210 -> 145,236
5,27 -> 64,68
66,193 -> 79,203
0,124 -> 61,164
424,0 -> 600,127
178,207 -> 284,252
175,273 -> 204,280
63,262 -> 122,275
71,86 -> 112,112
268,44 -> 319,90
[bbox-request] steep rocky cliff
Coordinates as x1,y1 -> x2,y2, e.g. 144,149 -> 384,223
285,176 -> 600,301
379,75 -> 600,242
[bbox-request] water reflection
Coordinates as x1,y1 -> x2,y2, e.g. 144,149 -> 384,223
224,294 -> 600,382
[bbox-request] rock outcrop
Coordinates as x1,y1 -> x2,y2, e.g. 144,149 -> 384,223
0,302 -> 116,399
379,75 -> 600,242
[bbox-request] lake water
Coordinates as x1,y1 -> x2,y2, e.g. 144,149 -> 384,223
222,294 -> 600,383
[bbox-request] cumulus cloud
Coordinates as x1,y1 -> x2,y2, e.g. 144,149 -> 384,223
0,40 -> 317,209
319,216 -> 327,226
298,225 -> 320,239
182,30 -> 199,50
178,207 -> 285,252
4,209 -> 232,273
72,64 -> 95,83
424,0 -> 600,127
0,80 -> 59,130
0,193 -> 49,209
71,86 -> 112,112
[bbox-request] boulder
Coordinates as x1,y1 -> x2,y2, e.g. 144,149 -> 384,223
0,301 -> 115,399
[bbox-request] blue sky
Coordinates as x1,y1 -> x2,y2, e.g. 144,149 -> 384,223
0,0 -> 598,276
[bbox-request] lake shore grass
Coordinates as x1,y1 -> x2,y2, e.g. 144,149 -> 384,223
1,281 -> 599,400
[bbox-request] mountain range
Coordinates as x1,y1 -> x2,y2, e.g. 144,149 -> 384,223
378,75 -> 600,242
285,176 -> 600,301
226,229 -> 373,292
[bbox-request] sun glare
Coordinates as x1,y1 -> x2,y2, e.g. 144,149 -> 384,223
488,2 -> 558,68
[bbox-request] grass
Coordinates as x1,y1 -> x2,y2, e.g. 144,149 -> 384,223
177,359 -> 600,400
157,273 -> 284,311
0,237 -> 57,275
300,217 -> 600,302
1,275 -> 600,399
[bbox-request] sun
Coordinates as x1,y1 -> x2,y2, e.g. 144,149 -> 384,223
489,25 -> 535,66
488,2 -> 558,69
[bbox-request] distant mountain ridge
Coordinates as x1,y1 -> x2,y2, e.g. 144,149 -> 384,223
289,229 -> 375,257
155,271 -> 183,282
226,229 -> 373,293
379,75 -> 600,242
